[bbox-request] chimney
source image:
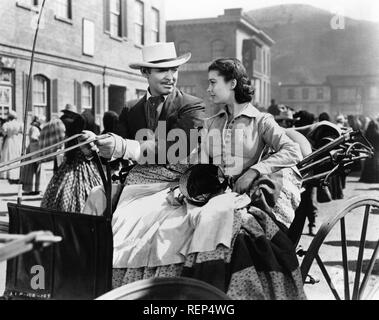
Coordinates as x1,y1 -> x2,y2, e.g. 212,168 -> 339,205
224,8 -> 243,17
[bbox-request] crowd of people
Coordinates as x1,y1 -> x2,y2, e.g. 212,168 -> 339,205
1,41 -> 379,300
265,101 -> 379,234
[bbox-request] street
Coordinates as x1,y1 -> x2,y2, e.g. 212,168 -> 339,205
0,167 -> 378,300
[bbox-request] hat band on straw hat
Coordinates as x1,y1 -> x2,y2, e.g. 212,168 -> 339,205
149,57 -> 183,64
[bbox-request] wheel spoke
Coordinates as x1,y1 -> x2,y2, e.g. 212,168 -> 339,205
359,238 -> 379,299
352,205 -> 370,300
340,217 -> 350,300
316,254 -> 341,300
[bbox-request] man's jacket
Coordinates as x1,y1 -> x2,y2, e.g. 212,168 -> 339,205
116,88 -> 205,161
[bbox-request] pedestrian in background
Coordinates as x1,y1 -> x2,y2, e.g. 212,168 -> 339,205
39,116 -> 66,173
20,115 -> 43,195
360,117 -> 379,183
0,110 -> 23,183
41,104 -> 102,213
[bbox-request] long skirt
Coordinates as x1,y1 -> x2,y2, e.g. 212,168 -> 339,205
41,151 -> 102,213
109,165 -> 306,300
360,151 -> 379,183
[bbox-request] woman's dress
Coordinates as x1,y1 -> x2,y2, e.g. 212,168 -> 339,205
85,104 -> 306,299
0,119 -> 23,181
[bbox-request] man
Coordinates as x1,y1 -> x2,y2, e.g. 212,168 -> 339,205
267,99 -> 280,116
83,42 -> 205,170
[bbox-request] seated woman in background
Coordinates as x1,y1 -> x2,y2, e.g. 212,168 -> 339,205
41,105 -> 102,213
84,58 -> 305,300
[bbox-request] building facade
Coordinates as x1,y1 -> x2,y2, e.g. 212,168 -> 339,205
279,83 -> 331,116
279,75 -> 379,118
326,75 -> 379,117
167,8 -> 274,115
0,0 -> 165,127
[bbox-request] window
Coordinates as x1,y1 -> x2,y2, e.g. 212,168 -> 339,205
317,87 -> 324,100
83,19 -> 95,56
254,46 -> 262,73
287,88 -> 294,100
337,88 -> 356,103
263,50 -> 267,75
33,75 -> 49,120
0,69 -> 14,119
16,0 -> 40,10
302,88 -> 309,100
369,85 -> 379,99
211,40 -> 225,59
110,0 -> 122,37
151,8 -> 160,43
56,0 -> 72,19
82,82 -> 94,110
134,0 -> 144,45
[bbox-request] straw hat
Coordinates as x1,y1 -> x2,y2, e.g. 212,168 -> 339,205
61,104 -> 78,114
129,42 -> 191,70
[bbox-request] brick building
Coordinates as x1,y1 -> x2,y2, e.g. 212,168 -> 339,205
0,0 -> 165,127
279,83 -> 331,116
167,8 -> 274,115
279,75 -> 379,118
326,75 -> 379,117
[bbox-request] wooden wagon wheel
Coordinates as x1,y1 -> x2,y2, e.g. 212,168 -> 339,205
300,196 -> 379,300
96,277 -> 231,300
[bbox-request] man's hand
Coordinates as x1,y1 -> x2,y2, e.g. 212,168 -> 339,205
95,134 -> 116,159
233,169 -> 260,195
79,130 -> 99,158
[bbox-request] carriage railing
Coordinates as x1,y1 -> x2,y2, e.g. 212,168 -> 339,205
297,129 -> 374,188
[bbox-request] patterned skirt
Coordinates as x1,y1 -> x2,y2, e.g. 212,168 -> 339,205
41,151 -> 102,213
111,165 -> 306,300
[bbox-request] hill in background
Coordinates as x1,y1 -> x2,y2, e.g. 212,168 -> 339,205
247,4 -> 379,99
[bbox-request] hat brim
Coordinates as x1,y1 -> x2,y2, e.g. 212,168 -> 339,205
61,109 -> 78,115
129,53 -> 191,70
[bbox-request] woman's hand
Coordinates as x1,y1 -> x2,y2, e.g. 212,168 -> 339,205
233,169 -> 260,195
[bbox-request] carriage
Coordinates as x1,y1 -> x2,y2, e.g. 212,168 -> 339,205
0,125 -> 378,300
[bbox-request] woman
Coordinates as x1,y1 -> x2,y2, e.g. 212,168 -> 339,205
41,105 -> 102,213
20,115 -> 43,195
102,111 -> 119,135
85,58 -> 305,300
38,117 -> 66,173
0,110 -> 23,183
360,117 -> 379,183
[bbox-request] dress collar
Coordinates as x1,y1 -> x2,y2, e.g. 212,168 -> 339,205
210,103 -> 261,120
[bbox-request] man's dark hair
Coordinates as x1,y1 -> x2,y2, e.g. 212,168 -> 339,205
140,67 -> 152,74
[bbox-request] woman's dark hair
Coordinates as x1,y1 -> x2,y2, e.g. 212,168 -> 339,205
81,109 -> 100,134
208,58 -> 254,104
102,111 -> 119,134
318,112 -> 331,122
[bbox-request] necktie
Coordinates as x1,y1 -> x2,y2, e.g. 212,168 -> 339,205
147,96 -> 164,130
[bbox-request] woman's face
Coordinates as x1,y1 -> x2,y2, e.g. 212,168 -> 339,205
207,70 -> 235,104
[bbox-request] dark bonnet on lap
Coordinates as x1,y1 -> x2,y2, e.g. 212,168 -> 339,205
179,164 -> 228,206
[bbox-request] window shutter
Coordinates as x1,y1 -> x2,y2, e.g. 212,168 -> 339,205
121,0 -> 128,38
104,0 -> 110,33
23,72 -> 33,112
74,80 -> 82,113
95,85 -> 101,115
52,79 -> 58,114
77,81 -> 82,113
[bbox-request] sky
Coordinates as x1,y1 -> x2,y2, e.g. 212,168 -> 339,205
165,0 -> 379,23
